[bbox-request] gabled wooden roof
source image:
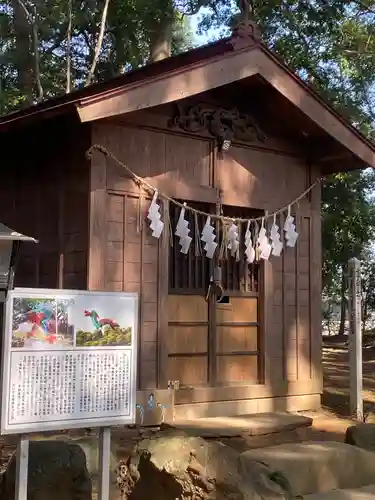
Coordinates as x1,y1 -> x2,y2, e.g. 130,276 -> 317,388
1,25 -> 375,172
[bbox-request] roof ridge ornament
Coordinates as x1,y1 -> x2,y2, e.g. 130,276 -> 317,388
229,0 -> 261,50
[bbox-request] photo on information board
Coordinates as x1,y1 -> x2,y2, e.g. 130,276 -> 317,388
72,294 -> 133,347
11,297 -> 74,349
11,294 -> 134,349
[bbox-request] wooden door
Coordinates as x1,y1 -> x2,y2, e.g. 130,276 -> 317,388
167,294 -> 209,386
216,296 -> 259,384
213,205 -> 262,385
166,203 -> 262,388
167,202 -> 211,387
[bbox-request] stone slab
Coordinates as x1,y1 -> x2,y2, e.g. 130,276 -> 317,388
345,423 -> 375,451
240,441 -> 375,496
166,411 -> 312,438
304,484 -> 375,499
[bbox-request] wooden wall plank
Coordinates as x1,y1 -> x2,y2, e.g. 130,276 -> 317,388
101,123 -> 215,203
112,106 -> 303,157
217,326 -> 257,353
165,134 -> 211,187
168,325 -> 208,353
283,230 -> 297,381
0,117 -> 89,291
157,199 -> 169,388
298,216 -> 312,380
138,195 -> 145,390
168,357 -> 208,386
217,147 -> 308,211
310,169 -> 322,387
105,190 -> 159,390
217,355 -> 258,383
168,295 -> 208,322
174,378 -> 322,404
295,205 -> 301,380
93,118 -> 321,400
216,297 -> 258,323
270,217 -> 283,381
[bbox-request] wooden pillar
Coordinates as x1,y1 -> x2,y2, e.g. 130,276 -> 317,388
88,146 -> 107,291
310,167 -> 322,388
157,199 -> 169,388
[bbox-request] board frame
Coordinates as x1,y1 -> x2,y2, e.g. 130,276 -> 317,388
0,288 -> 138,435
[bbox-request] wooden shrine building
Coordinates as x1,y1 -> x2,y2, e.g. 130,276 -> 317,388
1,22 -> 375,420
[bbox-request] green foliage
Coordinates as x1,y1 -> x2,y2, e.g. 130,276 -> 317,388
321,170 -> 375,332
197,1 -> 375,127
76,326 -> 132,346
197,0 -> 375,330
3,0 -> 375,328
0,0 -> 195,112
360,250 -> 375,331
322,170 -> 375,290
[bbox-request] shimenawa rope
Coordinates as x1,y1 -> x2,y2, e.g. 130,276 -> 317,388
86,144 -> 322,223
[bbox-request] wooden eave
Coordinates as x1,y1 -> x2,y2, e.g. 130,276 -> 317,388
76,44 -> 375,172
0,38 -> 230,130
1,34 -> 374,172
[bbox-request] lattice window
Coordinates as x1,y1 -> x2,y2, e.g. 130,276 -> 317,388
169,202 -> 262,294
220,205 -> 262,294
169,202 -> 211,293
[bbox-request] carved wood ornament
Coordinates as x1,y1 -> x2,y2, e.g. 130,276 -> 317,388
169,103 -> 267,146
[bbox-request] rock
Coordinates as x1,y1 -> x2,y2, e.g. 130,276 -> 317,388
67,436 -> 118,478
364,404 -> 375,424
345,423 -> 375,451
0,440 -> 92,500
60,435 -> 136,500
240,441 -> 375,497
116,428 -> 292,499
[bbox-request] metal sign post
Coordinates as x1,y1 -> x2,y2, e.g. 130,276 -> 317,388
348,257 -> 363,420
98,427 -> 111,500
15,437 -> 29,500
15,430 -> 112,500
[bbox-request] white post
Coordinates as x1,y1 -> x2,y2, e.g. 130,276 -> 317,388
98,427 -> 111,500
348,257 -> 363,420
15,437 -> 29,500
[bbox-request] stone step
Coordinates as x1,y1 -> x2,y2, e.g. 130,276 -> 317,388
168,411 -> 312,438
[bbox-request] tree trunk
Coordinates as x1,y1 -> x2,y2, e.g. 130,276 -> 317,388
66,0 -> 73,93
12,0 -> 33,106
148,0 -> 174,63
338,266 -> 347,336
85,0 -> 111,86
149,15 -> 173,62
32,2 -> 43,101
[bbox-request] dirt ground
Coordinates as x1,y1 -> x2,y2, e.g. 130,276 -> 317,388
0,341 -> 371,484
322,341 -> 375,417
291,341 -> 375,444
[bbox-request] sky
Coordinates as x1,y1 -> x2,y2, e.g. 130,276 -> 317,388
190,9 -> 213,46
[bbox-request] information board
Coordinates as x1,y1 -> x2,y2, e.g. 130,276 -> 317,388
0,288 -> 138,434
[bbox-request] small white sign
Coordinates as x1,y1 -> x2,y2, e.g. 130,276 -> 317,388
1,288 -> 138,434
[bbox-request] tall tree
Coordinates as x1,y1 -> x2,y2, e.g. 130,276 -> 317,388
11,0 -> 33,106
3,2 -> 375,338
0,0 -> 195,109
197,0 -> 375,334
322,171 -> 375,334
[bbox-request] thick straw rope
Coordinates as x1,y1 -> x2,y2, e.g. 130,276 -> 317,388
86,144 -> 322,223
